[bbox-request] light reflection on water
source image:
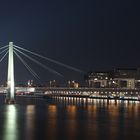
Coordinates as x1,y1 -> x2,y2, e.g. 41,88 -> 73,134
25,105 -> 35,140
0,96 -> 139,140
47,105 -> 57,140
3,105 -> 18,140
52,97 -> 140,140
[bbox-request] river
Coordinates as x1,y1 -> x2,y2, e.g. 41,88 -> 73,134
0,96 -> 139,140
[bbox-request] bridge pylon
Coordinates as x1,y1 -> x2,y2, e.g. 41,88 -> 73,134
5,42 -> 15,104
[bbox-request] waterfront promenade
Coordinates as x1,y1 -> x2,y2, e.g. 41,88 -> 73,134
43,87 -> 140,101
1,86 -> 140,101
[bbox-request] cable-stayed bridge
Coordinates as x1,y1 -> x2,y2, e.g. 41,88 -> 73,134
0,42 -> 83,103
1,42 -> 140,103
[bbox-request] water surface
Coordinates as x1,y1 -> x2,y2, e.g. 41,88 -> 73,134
0,96 -> 140,140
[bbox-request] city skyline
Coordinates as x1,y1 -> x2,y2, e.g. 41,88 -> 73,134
0,0 -> 140,84
0,1 -> 139,140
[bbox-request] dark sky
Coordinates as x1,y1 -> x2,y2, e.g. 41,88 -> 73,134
0,0 -> 140,85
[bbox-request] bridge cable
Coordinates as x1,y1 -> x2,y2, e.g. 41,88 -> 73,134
0,50 -> 8,62
14,50 -> 40,79
0,45 -> 8,50
14,47 -> 63,77
14,45 -> 84,74
0,48 -> 8,55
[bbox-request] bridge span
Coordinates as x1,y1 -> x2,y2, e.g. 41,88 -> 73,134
0,87 -> 140,101
43,87 -> 140,100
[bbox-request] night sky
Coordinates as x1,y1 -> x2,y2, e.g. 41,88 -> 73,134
0,0 -> 140,85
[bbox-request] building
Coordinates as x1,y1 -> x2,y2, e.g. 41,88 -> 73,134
87,71 -> 112,88
86,68 -> 140,89
113,68 -> 138,89
68,80 -> 80,88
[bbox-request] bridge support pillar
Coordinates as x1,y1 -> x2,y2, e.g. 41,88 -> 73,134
6,42 -> 15,104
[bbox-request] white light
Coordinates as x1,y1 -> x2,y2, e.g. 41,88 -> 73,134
7,42 -> 15,101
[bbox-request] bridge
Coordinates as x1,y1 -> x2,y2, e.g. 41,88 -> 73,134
0,42 -> 140,103
0,42 -> 83,103
1,85 -> 140,101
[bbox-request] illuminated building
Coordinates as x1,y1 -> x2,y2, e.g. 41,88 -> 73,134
86,71 -> 111,88
86,68 -> 140,89
67,80 -> 80,88
27,80 -> 34,87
